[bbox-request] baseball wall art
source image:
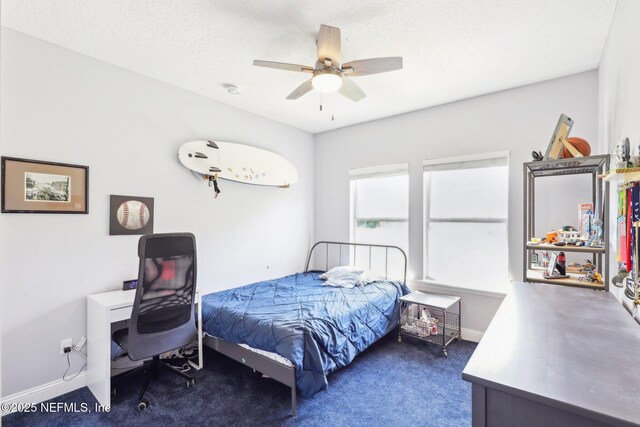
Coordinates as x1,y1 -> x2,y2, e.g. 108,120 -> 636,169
109,195 -> 154,235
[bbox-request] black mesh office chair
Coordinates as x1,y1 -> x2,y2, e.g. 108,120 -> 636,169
113,232 -> 198,410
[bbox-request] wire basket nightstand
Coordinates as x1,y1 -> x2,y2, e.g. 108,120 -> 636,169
398,291 -> 461,357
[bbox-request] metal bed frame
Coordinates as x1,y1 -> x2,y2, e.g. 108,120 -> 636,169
202,241 -> 407,417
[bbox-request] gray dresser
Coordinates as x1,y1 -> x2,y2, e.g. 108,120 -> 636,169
462,282 -> 640,427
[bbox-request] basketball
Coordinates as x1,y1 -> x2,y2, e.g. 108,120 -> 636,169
561,137 -> 591,158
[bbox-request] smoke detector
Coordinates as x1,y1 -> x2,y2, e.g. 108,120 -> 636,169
222,83 -> 240,95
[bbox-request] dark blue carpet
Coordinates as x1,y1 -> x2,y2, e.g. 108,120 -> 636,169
3,335 -> 475,426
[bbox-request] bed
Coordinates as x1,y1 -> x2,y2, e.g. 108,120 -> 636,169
200,241 -> 409,416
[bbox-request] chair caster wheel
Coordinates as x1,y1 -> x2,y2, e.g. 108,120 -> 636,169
187,378 -> 195,388
398,336 -> 402,343
111,388 -> 116,397
441,350 -> 448,358
138,399 -> 149,410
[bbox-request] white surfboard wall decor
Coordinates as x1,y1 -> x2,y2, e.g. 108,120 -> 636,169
178,140 -> 299,188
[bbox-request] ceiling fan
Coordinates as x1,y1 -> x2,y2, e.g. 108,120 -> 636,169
253,24 -> 403,102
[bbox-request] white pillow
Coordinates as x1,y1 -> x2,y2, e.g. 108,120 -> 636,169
319,266 -> 363,288
319,266 -> 363,280
357,271 -> 383,286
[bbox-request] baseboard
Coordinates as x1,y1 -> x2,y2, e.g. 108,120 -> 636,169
1,372 -> 87,417
461,327 -> 483,343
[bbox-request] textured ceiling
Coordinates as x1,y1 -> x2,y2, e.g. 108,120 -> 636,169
1,0 -> 617,133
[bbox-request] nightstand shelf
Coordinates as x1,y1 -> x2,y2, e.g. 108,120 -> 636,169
398,291 -> 461,357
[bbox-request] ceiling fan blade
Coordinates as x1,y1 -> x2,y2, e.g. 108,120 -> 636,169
317,25 -> 341,66
286,79 -> 313,100
339,77 -> 366,102
341,57 -> 403,77
253,60 -> 313,73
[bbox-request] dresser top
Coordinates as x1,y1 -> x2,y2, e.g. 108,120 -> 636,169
462,282 -> 640,426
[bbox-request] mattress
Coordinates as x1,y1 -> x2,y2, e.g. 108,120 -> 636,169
204,332 -> 294,367
238,342 -> 294,367
201,271 -> 410,397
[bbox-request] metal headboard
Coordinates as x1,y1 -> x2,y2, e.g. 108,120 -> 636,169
304,241 -> 407,285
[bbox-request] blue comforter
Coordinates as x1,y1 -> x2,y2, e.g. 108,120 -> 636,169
201,272 -> 410,397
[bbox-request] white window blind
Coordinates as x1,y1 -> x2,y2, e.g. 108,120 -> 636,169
423,153 -> 509,292
349,164 -> 409,275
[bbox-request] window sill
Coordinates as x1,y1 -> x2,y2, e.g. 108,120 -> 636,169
408,279 -> 508,299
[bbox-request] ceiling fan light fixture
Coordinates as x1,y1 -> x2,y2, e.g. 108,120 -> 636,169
312,69 -> 342,93
254,25 -> 402,102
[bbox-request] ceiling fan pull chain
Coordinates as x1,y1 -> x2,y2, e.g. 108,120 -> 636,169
328,96 -> 335,121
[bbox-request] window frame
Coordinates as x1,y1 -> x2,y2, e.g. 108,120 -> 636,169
422,152 -> 509,289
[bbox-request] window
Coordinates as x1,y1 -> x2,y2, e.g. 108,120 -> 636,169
423,153 -> 509,292
349,164 -> 409,266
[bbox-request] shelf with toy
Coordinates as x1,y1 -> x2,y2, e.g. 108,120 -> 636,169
609,137 -> 640,298
526,267 -> 605,290
523,151 -> 609,290
600,168 -> 640,183
526,155 -> 609,177
601,138 -> 640,183
526,242 -> 605,254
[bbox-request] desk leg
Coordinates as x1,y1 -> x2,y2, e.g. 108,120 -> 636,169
87,298 -> 112,408
188,292 -> 204,371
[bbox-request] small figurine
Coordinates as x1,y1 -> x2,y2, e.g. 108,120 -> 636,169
589,218 -> 604,247
581,260 -> 596,273
579,271 -> 603,284
558,225 -> 580,242
631,141 -> 640,166
614,137 -> 631,168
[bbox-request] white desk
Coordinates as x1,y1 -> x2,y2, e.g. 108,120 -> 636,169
87,289 -> 202,407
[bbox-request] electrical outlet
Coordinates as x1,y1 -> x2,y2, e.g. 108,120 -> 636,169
74,336 -> 87,351
60,338 -> 72,355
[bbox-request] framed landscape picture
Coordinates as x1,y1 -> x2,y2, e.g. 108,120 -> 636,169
1,157 -> 89,213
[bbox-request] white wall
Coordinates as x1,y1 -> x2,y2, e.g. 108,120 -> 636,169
598,0 -> 640,308
0,28 -> 314,397
315,71 -> 599,335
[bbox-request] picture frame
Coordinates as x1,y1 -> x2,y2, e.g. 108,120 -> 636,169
543,114 -> 574,160
109,195 -> 154,236
1,156 -> 89,214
